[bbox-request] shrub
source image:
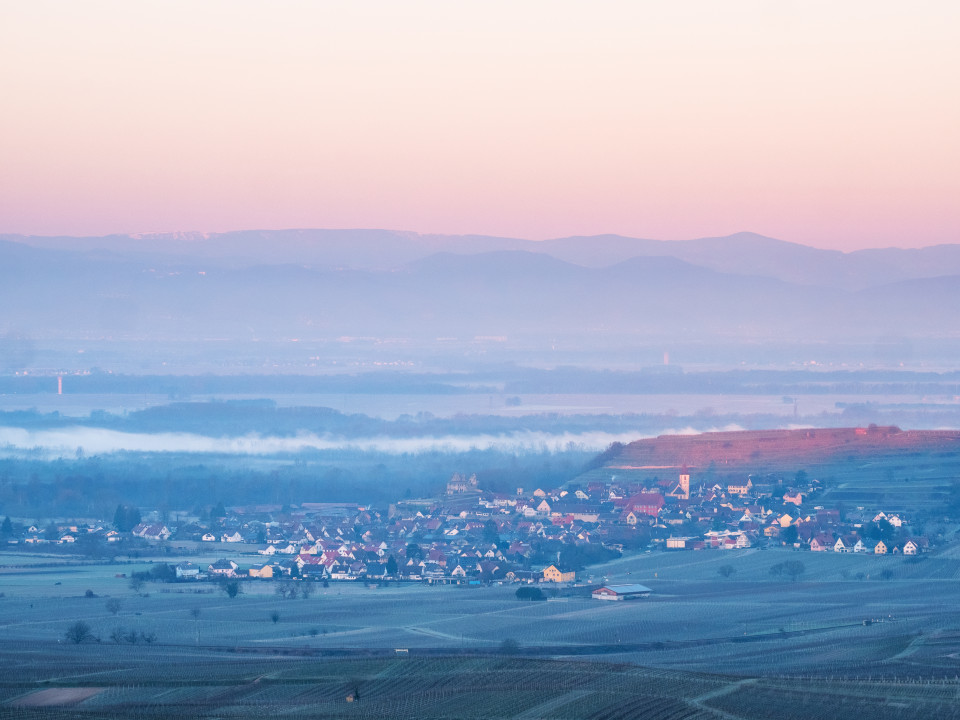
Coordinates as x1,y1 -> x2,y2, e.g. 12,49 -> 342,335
110,627 -> 157,644
515,586 -> 545,601
219,580 -> 243,599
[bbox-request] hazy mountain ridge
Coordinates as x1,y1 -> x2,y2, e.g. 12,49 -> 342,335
6,229 -> 960,290
3,237 -> 958,344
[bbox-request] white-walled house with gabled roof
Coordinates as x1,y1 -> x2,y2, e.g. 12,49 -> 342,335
175,562 -> 199,579
208,558 -> 239,576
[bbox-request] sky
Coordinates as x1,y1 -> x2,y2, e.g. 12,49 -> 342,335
1,1 -> 958,251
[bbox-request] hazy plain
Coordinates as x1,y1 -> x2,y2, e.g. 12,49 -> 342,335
3,391 -> 957,420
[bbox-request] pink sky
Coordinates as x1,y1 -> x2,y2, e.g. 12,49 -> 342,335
1,1 -> 958,251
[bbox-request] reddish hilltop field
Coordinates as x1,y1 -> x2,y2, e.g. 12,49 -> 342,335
609,426 -> 960,472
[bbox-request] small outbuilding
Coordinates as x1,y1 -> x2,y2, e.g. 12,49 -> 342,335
592,584 -> 652,601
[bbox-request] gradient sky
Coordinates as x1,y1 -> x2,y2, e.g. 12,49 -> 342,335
1,1 -> 958,251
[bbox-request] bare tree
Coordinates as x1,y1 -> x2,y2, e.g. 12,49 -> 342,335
105,598 -> 122,615
785,560 -> 806,581
275,580 -> 298,600
189,606 -> 201,645
64,621 -> 94,644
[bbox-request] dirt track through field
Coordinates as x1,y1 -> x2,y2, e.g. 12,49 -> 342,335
513,689 -> 591,718
11,687 -> 102,706
689,678 -> 757,720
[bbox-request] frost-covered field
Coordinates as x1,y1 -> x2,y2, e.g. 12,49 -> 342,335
3,547 -> 960,718
3,548 -> 960,668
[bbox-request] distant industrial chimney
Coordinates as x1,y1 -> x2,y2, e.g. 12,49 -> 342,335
57,375 -> 63,395
663,351 -> 670,366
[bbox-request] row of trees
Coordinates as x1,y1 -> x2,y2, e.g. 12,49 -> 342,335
717,561 -> 807,580
64,621 -> 156,645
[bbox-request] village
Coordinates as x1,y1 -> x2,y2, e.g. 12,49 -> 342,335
1,464 -> 929,590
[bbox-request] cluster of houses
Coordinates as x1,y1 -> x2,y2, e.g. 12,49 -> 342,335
2,469 -> 929,584
650,473 -> 925,556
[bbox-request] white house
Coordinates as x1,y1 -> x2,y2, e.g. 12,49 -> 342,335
175,562 -> 200,579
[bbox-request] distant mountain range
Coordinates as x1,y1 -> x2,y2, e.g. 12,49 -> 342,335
7,228 -> 960,289
2,229 -> 959,346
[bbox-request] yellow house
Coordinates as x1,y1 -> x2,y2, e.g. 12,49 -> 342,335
248,564 -> 275,579
542,565 -> 575,583
777,513 -> 794,528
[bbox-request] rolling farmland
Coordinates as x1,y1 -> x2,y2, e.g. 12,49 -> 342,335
3,547 -> 960,717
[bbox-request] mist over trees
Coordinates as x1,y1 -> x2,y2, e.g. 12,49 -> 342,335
0,444 -> 595,518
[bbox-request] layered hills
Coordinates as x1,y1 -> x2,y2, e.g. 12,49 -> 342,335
2,230 -> 960,348
7,229 -> 960,289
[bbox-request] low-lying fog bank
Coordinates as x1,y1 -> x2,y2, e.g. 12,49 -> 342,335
0,425 -> 747,459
